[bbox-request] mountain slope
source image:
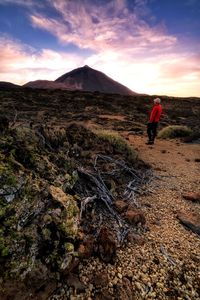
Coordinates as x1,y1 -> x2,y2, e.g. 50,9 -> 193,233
0,81 -> 21,89
23,80 -> 75,90
55,65 -> 137,95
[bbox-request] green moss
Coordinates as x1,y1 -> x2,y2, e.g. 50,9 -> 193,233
42,228 -> 51,240
43,214 -> 53,224
0,162 -> 17,187
59,219 -> 78,238
4,173 -> 17,186
67,199 -> 79,218
0,237 -> 9,257
1,247 -> 9,256
64,242 -> 74,252
0,207 -> 6,219
64,171 -> 79,189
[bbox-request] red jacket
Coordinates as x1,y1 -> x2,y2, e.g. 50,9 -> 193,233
149,104 -> 162,123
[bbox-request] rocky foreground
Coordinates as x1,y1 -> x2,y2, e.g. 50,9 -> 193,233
0,117 -> 199,300
60,136 -> 200,300
0,121 -> 147,300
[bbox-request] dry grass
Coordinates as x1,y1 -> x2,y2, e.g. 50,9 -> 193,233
95,129 -> 138,162
158,125 -> 193,139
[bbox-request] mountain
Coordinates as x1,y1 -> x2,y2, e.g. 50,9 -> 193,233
0,81 -> 21,89
55,65 -> 137,95
23,80 -> 76,90
23,66 -> 137,95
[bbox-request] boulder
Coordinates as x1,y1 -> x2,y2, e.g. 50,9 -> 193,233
66,273 -> 86,293
126,232 -> 145,245
96,227 -> 117,263
78,235 -> 95,258
114,200 -> 128,213
177,211 -> 200,235
92,271 -> 109,288
182,192 -> 200,203
49,185 -> 69,207
123,208 -> 146,226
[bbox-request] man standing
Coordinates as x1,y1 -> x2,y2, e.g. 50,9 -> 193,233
146,98 -> 162,145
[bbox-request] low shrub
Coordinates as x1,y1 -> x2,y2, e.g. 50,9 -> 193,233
96,130 -> 138,162
158,125 -> 193,139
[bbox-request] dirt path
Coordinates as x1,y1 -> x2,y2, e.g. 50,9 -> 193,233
127,135 -> 200,188
127,134 -> 200,242
67,135 -> 200,300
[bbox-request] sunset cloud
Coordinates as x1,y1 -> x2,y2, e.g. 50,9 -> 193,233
0,0 -> 200,96
0,36 -> 83,84
83,50 -> 200,96
30,0 -> 177,53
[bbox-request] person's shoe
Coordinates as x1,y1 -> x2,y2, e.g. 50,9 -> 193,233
146,141 -> 154,145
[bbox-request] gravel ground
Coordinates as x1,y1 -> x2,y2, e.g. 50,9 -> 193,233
52,136 -> 200,300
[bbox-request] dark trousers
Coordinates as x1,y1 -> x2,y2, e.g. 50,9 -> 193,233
147,122 -> 158,142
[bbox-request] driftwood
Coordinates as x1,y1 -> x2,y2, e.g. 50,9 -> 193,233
77,169 -> 123,227
177,212 -> 200,236
94,155 -> 152,207
74,155 -> 151,244
80,195 -> 97,219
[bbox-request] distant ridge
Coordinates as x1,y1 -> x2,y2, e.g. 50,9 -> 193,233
55,65 -> 137,95
23,80 -> 74,90
0,81 -> 21,89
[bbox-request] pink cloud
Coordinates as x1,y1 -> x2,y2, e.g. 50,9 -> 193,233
160,54 -> 200,78
1,36 -> 200,97
0,36 -> 84,84
30,0 -> 177,53
1,0 -> 200,96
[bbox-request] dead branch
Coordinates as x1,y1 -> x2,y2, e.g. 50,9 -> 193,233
80,195 -> 97,219
77,169 -> 122,227
34,125 -> 53,151
160,245 -> 176,266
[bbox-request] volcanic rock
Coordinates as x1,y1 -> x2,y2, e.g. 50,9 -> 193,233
182,192 -> 200,203
66,273 -> 86,293
123,208 -> 146,226
114,200 -> 128,213
92,271 -> 109,288
96,227 -> 117,263
177,211 -> 200,235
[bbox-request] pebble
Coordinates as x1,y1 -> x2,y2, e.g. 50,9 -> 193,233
117,273 -> 122,279
108,282 -> 113,288
117,266 -> 122,272
57,143 -> 200,300
113,277 -> 118,285
135,282 -> 142,290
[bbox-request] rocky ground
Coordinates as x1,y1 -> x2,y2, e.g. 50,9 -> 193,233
60,135 -> 200,300
0,89 -> 200,300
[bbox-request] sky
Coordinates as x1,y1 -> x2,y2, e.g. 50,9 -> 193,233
0,0 -> 200,97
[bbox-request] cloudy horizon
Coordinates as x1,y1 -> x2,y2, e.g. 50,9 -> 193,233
0,0 -> 200,97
